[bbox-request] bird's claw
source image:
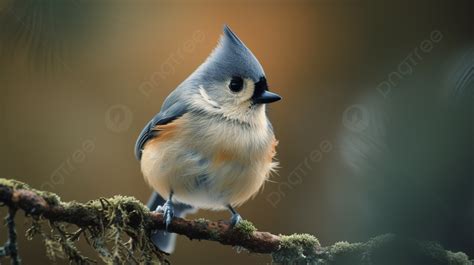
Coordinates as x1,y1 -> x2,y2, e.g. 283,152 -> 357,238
157,201 -> 174,231
230,213 -> 242,227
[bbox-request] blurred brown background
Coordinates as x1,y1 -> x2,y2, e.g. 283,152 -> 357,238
0,0 -> 472,264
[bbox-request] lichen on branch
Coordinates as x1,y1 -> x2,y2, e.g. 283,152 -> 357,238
0,178 -> 471,265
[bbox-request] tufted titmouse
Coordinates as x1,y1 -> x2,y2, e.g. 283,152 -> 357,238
134,25 -> 281,253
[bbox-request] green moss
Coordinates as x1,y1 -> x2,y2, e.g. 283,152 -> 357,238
195,218 -> 208,224
0,178 -> 61,206
446,251 -> 471,265
273,234 -> 472,265
0,178 -> 30,190
330,241 -> 364,255
324,241 -> 365,265
87,195 -> 149,213
272,233 -> 321,265
108,195 -> 149,213
209,229 -> 220,240
37,191 -> 61,206
234,220 -> 257,235
362,234 -> 471,265
358,234 -> 466,265
330,241 -> 364,253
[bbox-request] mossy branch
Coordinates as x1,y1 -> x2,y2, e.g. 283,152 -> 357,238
0,178 -> 471,265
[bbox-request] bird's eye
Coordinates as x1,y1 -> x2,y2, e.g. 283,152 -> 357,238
229,76 -> 244,92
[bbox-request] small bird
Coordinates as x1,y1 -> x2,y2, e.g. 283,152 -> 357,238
135,25 -> 281,253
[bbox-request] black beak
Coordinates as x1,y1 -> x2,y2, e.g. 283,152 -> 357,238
252,90 -> 282,104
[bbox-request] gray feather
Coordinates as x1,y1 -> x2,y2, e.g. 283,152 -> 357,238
134,98 -> 188,160
192,25 -> 265,84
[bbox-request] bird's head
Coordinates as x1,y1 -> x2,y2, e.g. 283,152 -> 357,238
183,25 -> 281,124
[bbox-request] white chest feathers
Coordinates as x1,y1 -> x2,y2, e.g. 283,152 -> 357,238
140,110 -> 278,210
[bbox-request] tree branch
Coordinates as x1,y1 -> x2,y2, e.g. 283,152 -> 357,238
0,179 -> 285,254
0,208 -> 20,265
0,178 -> 471,265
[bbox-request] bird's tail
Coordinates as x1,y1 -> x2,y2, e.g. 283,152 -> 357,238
147,192 -> 196,253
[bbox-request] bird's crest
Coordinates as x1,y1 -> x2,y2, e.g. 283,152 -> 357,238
195,25 -> 265,82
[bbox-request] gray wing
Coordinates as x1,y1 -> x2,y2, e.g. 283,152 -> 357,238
134,93 -> 188,160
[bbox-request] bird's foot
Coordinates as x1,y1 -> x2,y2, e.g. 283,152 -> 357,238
157,200 -> 174,231
230,213 -> 242,227
227,204 -> 242,227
